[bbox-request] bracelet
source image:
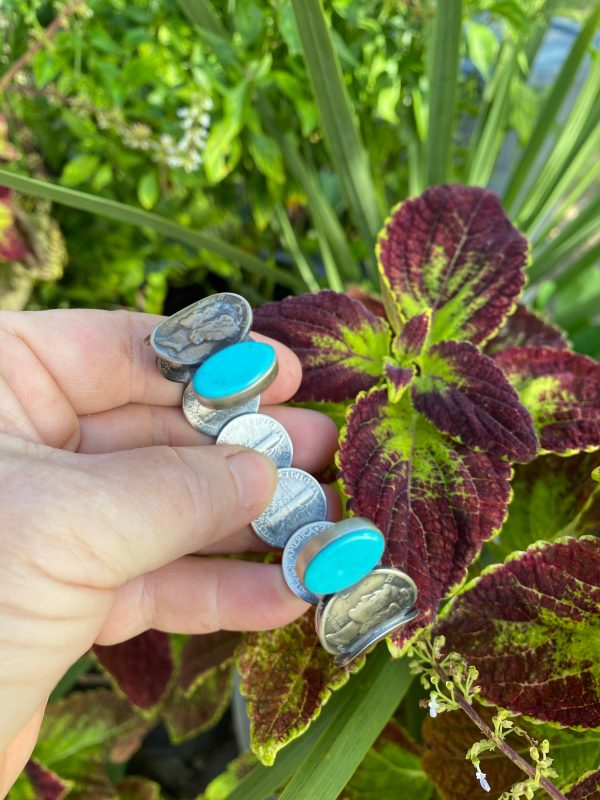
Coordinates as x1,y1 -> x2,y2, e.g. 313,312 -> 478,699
150,292 -> 418,666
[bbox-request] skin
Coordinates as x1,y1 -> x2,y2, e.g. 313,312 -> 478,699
0,309 -> 340,796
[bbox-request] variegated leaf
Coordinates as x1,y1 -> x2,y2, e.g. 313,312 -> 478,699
93,630 -> 174,712
338,388 -> 512,653
377,185 -> 527,344
487,452 -> 600,561
438,537 -> 600,727
566,769 -> 600,799
495,347 -> 600,454
412,340 -> 538,462
485,304 -> 568,356
236,611 -> 361,765
252,290 -> 391,401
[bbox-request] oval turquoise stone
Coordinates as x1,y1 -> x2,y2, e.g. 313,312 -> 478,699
192,341 -> 276,400
303,529 -> 385,595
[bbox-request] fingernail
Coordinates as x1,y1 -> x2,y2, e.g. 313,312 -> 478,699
227,450 -> 278,510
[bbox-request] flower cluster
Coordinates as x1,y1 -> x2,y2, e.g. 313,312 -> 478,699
157,98 -> 213,173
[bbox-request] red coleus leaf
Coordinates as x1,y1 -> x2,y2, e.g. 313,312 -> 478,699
178,631 -> 240,693
495,346 -> 600,454
236,611 -> 361,764
25,760 -> 71,800
411,341 -> 538,462
0,187 -> 31,262
437,537 -> 600,727
566,769 -> 600,800
377,185 -> 527,345
94,630 -> 174,712
393,311 -> 431,358
338,388 -> 511,653
485,304 -> 569,356
252,290 -> 391,401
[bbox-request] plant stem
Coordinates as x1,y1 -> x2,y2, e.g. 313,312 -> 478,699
0,0 -> 84,94
435,664 -> 568,800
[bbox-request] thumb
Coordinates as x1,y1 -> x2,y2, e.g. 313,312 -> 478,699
48,444 -> 278,588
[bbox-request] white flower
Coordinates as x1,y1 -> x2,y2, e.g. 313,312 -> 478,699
428,694 -> 439,718
176,107 -> 189,119
475,763 -> 491,793
200,112 -> 211,127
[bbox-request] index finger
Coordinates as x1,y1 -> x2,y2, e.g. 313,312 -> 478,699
0,308 -> 301,415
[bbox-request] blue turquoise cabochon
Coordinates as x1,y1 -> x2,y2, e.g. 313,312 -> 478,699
303,528 -> 385,595
192,340 -> 276,400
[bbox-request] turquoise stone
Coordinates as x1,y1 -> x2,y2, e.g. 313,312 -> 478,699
192,340 -> 276,401
303,529 -> 385,595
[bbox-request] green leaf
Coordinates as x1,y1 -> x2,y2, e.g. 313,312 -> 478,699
60,155 -> 101,188
290,0 -> 382,262
91,164 -> 113,193
248,131 -> 284,184
278,648 -> 412,800
203,753 -> 258,800
566,768 -> 600,799
234,0 -> 263,46
486,452 -> 600,562
137,171 -> 160,211
341,721 -> 433,799
438,536 -> 600,728
425,0 -> 462,185
236,612 -> 362,765
32,689 -> 149,796
465,21 -> 500,81
115,776 -> 162,800
0,170 -> 302,290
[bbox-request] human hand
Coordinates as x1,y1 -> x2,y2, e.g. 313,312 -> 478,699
0,308 -> 339,795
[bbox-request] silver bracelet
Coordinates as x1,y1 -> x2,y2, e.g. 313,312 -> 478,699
150,292 -> 418,666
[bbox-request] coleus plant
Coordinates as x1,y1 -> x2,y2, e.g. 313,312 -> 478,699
16,185 -> 600,799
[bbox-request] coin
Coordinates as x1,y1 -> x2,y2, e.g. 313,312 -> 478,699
182,382 -> 259,437
151,293 -> 252,366
316,567 -> 419,666
216,413 -> 293,469
157,358 -> 195,384
251,468 -> 328,548
282,521 -> 334,603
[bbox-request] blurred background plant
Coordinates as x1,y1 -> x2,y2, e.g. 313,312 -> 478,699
0,0 -> 598,352
1,1 -> 600,798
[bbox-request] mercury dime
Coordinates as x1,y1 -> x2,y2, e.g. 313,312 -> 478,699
182,382 -> 259,437
316,567 -> 418,666
251,468 -> 328,549
282,521 -> 334,604
151,293 -> 252,365
157,358 -> 195,384
216,414 -> 293,469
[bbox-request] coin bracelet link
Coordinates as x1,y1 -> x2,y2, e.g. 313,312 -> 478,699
151,293 -> 418,666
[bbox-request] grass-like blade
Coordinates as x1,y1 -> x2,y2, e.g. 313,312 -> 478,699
176,0 -> 238,67
424,0 -> 462,186
466,40 -> 519,187
290,0 -> 382,261
516,39 -> 600,231
0,170 -> 303,291
275,205 -> 321,293
503,0 -> 600,213
279,647 -> 412,800
530,190 -> 600,282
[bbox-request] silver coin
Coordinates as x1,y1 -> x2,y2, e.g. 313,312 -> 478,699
282,521 -> 334,604
216,414 -> 293,468
251,468 -> 328,549
151,293 -> 252,365
182,382 -> 259,437
157,358 -> 196,384
316,567 -> 419,666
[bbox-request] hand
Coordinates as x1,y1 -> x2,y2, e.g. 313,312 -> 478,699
0,308 -> 339,794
